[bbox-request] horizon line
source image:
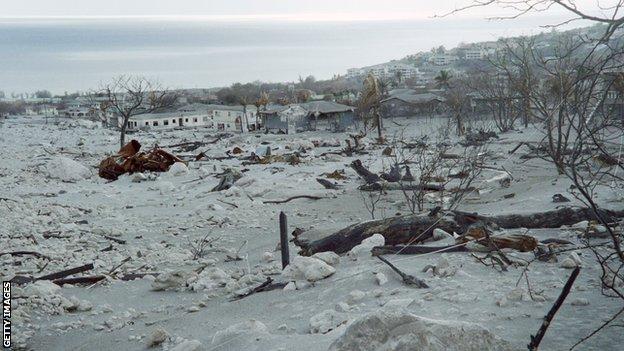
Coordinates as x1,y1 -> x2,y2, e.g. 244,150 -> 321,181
0,12 -> 570,23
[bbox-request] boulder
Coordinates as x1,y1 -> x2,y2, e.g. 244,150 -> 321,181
47,156 -> 92,182
329,310 -> 514,351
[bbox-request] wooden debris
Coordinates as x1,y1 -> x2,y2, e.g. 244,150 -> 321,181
0,251 -> 50,260
376,255 -> 428,288
53,275 -> 106,286
528,267 -> 580,350
99,140 -> 185,181
372,245 -> 467,256
263,195 -> 325,204
296,207 -> 624,256
230,277 -> 288,301
316,178 -> 340,190
350,159 -> 380,184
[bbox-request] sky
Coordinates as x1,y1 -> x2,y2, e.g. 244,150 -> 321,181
0,0 -> 600,21
0,0 -> 606,94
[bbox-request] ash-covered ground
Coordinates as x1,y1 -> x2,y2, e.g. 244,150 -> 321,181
1,116 -> 622,351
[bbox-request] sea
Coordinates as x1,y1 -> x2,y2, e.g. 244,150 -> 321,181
0,16 -> 580,94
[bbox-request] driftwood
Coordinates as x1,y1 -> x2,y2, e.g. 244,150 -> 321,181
376,256 -> 428,288
528,266 -> 580,350
297,207 -> 624,256
263,195 -> 324,204
350,159 -> 380,184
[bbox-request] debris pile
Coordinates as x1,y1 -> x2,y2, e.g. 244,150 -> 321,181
98,140 -> 185,180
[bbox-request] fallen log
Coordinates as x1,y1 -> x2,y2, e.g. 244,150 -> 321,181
297,207 -> 624,256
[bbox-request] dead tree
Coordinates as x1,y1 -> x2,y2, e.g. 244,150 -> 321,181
98,75 -> 178,148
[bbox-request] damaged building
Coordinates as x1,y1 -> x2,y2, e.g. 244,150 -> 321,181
260,101 -> 356,133
380,89 -> 446,118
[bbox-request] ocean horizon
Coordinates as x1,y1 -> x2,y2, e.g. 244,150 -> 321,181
0,16 -> 585,94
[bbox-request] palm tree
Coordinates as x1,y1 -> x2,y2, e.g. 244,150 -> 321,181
435,70 -> 452,89
359,73 -> 384,142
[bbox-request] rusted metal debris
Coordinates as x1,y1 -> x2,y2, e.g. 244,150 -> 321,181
98,139 -> 185,181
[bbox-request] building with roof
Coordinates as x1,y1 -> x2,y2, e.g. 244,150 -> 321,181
381,89 -> 446,117
123,103 -> 255,132
260,101 -> 356,133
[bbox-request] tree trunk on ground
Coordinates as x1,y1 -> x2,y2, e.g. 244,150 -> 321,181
295,207 -> 624,256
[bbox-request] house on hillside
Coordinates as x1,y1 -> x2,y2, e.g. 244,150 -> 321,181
260,101 -> 356,133
381,90 -> 446,117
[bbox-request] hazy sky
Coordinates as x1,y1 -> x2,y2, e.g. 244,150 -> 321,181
0,0 -> 598,20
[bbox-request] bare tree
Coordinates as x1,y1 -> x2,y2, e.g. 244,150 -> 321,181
442,1 -> 624,347
390,129 -> 485,213
98,75 -> 177,148
471,69 -> 521,132
443,77 -> 472,136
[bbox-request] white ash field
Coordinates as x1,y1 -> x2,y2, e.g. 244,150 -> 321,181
1,115 -> 623,351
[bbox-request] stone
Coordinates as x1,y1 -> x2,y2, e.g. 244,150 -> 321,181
146,327 -> 168,347
169,162 -> 189,176
312,252 -> 340,266
375,272 -> 388,286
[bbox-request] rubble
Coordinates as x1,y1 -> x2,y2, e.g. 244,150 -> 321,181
98,140 -> 185,180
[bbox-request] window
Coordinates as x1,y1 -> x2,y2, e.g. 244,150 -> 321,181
153,121 -> 158,126
164,120 -> 169,125
145,122 -> 149,126
185,118 -> 189,122
127,121 -> 132,127
172,119 -> 176,124
193,118 -> 198,122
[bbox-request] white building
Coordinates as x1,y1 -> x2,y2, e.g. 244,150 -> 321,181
465,48 -> 488,60
430,54 -> 458,66
124,104 -> 256,132
347,63 -> 421,80
125,110 -> 209,131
